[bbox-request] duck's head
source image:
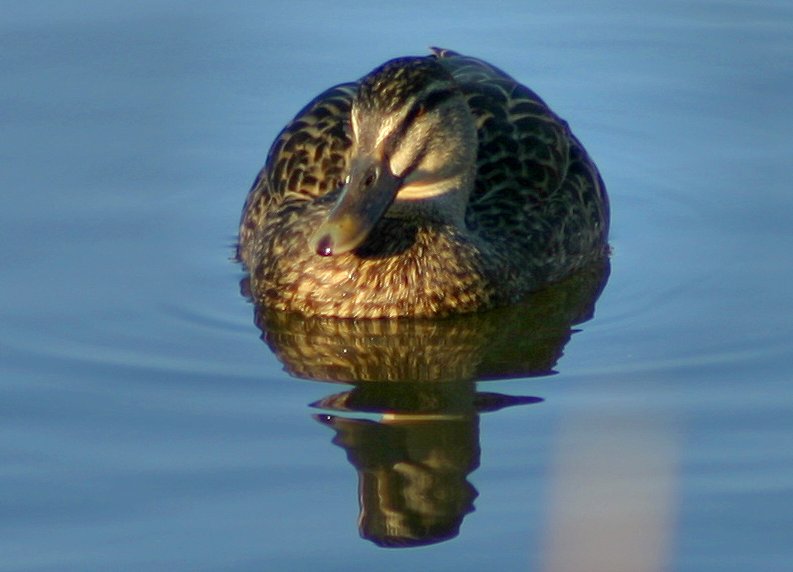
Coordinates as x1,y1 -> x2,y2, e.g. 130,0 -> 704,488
310,57 -> 478,257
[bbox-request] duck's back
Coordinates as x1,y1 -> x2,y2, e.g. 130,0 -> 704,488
433,49 -> 609,277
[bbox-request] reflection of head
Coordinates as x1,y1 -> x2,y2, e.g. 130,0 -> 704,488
317,414 -> 479,547
360,461 -> 477,548
313,383 -> 540,548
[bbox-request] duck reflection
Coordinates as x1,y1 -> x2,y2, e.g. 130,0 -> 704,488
246,259 -> 609,547
312,384 -> 541,547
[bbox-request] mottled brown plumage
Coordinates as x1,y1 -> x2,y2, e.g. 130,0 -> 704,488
238,48 -> 609,318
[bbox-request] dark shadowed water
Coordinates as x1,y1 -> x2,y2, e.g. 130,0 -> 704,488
2,1 -> 792,570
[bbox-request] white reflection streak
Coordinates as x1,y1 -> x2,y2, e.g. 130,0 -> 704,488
542,415 -> 678,572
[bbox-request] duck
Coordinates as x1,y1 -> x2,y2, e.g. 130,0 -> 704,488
238,48 -> 609,318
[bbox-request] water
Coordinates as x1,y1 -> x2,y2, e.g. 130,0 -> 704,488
2,1 -> 792,570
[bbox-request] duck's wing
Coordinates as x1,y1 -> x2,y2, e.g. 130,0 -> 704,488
432,49 -> 573,223
238,83 -> 355,263
433,48 -> 608,261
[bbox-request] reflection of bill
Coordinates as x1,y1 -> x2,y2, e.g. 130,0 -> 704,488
314,384 -> 541,547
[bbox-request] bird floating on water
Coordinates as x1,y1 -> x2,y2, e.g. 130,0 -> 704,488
238,48 -> 609,318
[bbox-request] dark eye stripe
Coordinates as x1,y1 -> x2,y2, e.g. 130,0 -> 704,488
403,87 -> 456,132
385,86 -> 457,156
419,86 -> 457,115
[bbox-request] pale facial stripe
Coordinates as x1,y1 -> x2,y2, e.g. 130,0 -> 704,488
374,82 -> 458,150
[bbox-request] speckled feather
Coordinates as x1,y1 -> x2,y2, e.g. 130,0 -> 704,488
238,49 -> 609,318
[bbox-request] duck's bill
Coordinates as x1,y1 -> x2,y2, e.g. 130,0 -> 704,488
310,158 -> 402,256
